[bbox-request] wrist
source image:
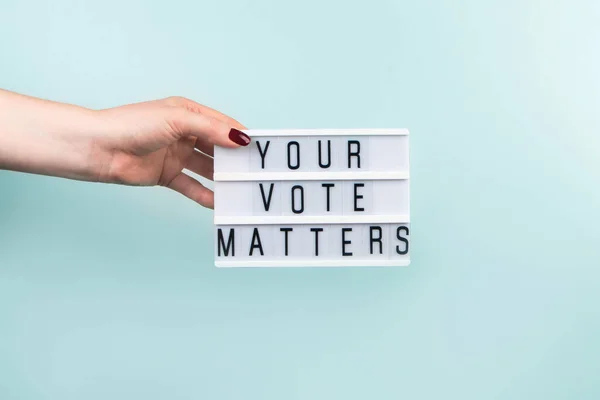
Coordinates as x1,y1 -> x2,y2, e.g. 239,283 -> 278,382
83,110 -> 117,183
0,90 -> 109,182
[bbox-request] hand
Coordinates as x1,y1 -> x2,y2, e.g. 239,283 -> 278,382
0,91 -> 251,208
91,96 -> 250,208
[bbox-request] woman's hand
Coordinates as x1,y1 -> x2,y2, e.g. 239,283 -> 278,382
0,90 -> 250,208
91,96 -> 250,208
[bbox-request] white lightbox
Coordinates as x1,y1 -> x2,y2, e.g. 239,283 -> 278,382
214,129 -> 410,267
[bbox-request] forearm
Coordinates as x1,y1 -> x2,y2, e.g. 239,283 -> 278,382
0,89 -> 105,181
0,89 -> 245,207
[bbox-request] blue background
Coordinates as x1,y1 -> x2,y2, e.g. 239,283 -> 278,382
1,0 -> 600,398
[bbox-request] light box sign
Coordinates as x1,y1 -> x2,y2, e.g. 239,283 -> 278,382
214,129 -> 410,267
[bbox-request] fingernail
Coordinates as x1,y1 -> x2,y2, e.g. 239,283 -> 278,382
229,128 -> 251,146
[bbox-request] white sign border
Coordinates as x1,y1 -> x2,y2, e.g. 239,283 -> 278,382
213,128 -> 411,268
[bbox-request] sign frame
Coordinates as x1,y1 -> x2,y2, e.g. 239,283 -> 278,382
214,129 -> 410,268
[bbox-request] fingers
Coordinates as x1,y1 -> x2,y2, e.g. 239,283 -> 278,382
169,108 -> 251,149
166,96 -> 247,129
189,103 -> 247,130
186,150 -> 213,180
162,96 -> 250,149
167,172 -> 214,208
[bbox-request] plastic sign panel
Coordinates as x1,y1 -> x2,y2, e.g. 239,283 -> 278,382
214,129 -> 410,267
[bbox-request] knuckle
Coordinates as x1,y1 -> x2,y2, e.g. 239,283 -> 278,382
207,116 -> 227,134
164,107 -> 189,135
164,96 -> 187,106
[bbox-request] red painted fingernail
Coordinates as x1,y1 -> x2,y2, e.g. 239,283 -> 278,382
228,128 -> 251,146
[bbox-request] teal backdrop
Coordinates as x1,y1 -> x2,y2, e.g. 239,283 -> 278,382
1,1 -> 599,399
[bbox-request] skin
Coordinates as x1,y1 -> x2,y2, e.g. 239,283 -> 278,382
0,89 -> 249,208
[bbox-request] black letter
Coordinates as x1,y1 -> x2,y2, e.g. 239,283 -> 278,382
280,227 -> 293,256
257,141 -> 270,169
259,183 -> 275,211
354,183 -> 365,212
217,228 -> 235,257
348,140 -> 361,168
370,226 -> 383,255
321,183 -> 334,212
287,141 -> 300,170
310,228 -> 323,256
342,228 -> 353,256
318,140 -> 331,168
249,228 -> 264,256
291,185 -> 304,214
396,226 -> 409,255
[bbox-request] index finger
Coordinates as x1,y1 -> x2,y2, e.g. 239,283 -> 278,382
169,108 -> 251,149
166,96 -> 247,130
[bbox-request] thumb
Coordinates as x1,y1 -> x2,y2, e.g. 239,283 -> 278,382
170,108 -> 251,148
